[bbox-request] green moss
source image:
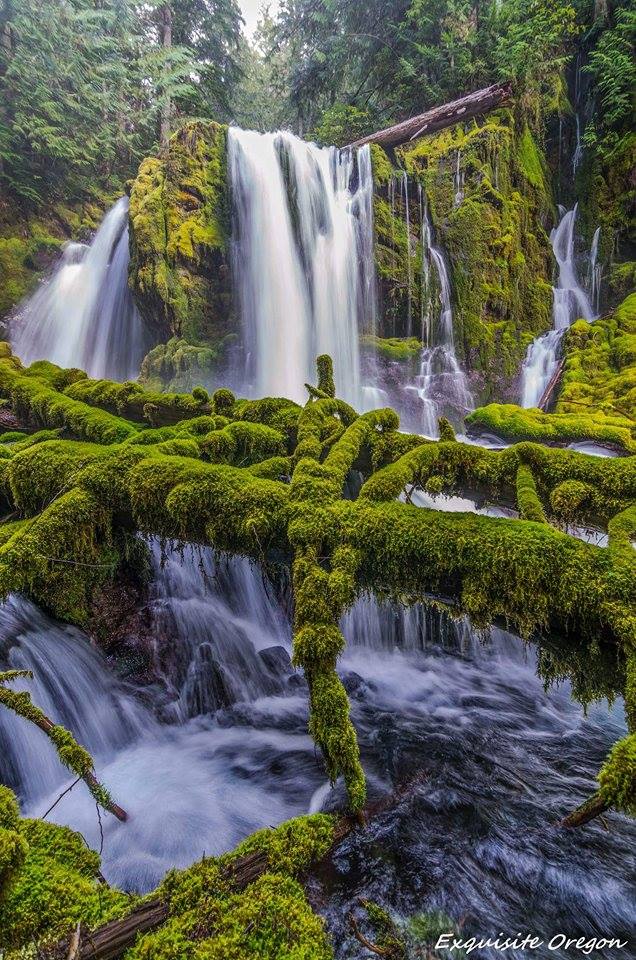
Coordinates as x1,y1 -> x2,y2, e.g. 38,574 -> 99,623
598,734 -> 636,817
360,335 -> 422,361
129,121 -> 232,345
0,793 -> 130,952
559,293 -> 636,421
467,402 -> 635,454
139,337 -> 224,393
516,464 -> 547,522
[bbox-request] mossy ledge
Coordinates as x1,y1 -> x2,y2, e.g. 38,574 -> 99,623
0,347 -> 634,825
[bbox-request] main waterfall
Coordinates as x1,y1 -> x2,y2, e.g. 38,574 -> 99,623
228,129 -> 375,405
11,197 -> 147,381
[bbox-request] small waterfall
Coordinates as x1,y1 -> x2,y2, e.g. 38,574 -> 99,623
520,205 -> 595,408
402,172 -> 413,336
454,149 -> 464,206
11,197 -> 146,380
147,542 -> 291,720
572,114 -> 583,175
409,199 -> 473,437
588,225 -> 602,314
229,129 -> 374,405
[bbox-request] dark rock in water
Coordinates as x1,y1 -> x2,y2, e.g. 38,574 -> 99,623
342,671 -> 369,697
258,645 -> 292,676
181,642 -> 235,715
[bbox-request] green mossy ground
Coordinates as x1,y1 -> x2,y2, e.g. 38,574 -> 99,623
558,292 -> 636,421
128,121 -> 233,380
371,111 -> 555,402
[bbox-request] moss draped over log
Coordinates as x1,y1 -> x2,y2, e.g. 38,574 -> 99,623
0,346 -> 634,821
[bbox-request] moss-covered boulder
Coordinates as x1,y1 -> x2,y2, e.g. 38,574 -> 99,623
128,121 -> 233,349
559,292 -> 636,421
371,111 -> 555,402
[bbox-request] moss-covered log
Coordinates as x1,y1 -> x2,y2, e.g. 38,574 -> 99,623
0,348 -> 634,819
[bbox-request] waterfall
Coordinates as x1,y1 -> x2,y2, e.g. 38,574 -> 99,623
408,198 -> 473,437
589,225 -> 602,314
228,129 -> 375,406
0,547 -> 313,891
11,197 -> 146,380
402,172 -> 413,336
520,205 -> 595,408
572,114 -> 583,175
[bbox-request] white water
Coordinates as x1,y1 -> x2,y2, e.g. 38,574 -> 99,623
588,225 -> 602,315
11,197 -> 146,380
229,129 -> 375,405
520,205 -> 595,408
408,194 -> 473,437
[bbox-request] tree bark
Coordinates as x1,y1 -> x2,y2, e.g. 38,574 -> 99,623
538,359 -> 565,411
349,81 -> 513,150
159,4 -> 173,148
560,792 -> 610,829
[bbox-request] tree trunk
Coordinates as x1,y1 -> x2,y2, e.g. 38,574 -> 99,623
159,3 -> 173,148
538,359 -> 565,411
349,81 -> 513,150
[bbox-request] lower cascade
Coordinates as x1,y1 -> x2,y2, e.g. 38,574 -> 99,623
10,197 -> 148,381
0,552 -> 632,939
520,205 -> 596,408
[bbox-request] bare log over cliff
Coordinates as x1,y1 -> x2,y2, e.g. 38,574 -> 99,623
349,82 -> 513,150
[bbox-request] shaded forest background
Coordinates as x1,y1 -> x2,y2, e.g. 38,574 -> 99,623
0,0 -> 633,210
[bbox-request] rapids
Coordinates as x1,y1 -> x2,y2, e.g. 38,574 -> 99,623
0,548 -> 633,956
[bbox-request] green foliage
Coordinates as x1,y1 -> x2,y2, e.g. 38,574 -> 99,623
312,104 -> 374,147
0,790 -> 130,952
0,0 -> 243,208
361,335 -> 422,362
559,293 -> 636,421
583,5 -> 636,161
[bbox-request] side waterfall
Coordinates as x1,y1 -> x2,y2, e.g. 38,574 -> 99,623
409,189 -> 473,437
228,129 -> 375,406
11,197 -> 146,380
520,205 -> 595,408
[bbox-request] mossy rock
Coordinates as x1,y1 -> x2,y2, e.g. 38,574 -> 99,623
129,121 -> 233,347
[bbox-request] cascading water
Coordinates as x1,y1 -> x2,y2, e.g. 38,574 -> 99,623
11,197 -> 147,380
588,225 -> 602,315
408,194 -> 473,437
228,129 -> 375,406
520,205 -> 595,408
1,548 -> 633,942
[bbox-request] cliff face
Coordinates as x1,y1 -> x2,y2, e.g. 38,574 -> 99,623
371,111 -> 556,403
128,121 -> 233,352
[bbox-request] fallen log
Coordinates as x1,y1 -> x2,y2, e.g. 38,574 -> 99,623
46,781 -> 421,960
561,791 -> 610,829
349,81 -> 513,150
538,358 -> 565,411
